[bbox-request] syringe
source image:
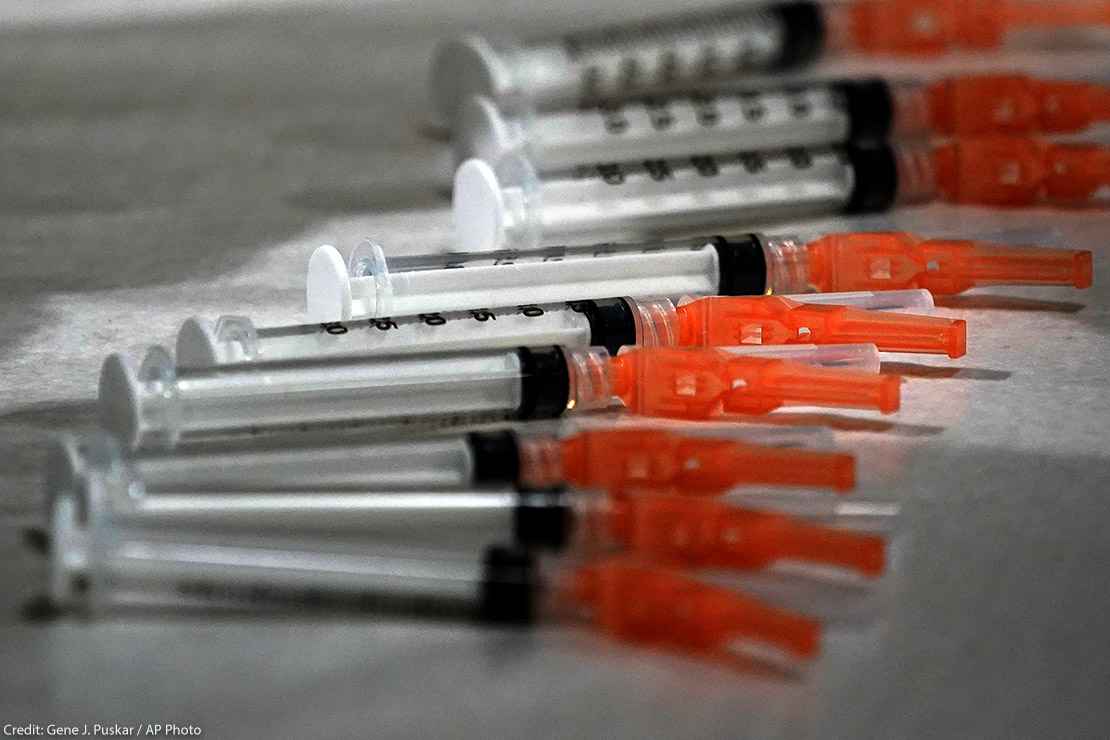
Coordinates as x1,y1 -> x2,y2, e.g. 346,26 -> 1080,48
124,426 -> 857,496
194,293 -> 955,370
51,433 -> 883,588
99,343 -> 902,449
429,2 -> 828,127
45,436 -> 856,669
307,231 -> 1087,323
454,73 -> 1110,170
429,1 -> 1110,125
47,480 -> 826,668
454,142 -> 924,252
454,136 -> 1109,252
197,292 -> 948,369
307,237 -> 937,322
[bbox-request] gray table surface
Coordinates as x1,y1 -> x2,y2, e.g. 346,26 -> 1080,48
2,4 -> 1109,738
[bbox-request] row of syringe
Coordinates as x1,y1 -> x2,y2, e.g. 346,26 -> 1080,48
32,1 -> 1106,667
429,0 -> 1110,125
435,18 -> 1110,253
47,421 -> 893,666
98,221 -> 1097,451
40,223 -> 1091,668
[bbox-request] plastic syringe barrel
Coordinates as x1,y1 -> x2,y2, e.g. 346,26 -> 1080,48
306,239 -> 725,322
452,142 -> 907,252
454,79 -> 903,171
428,3 -> 827,125
44,433 -> 544,619
99,344 -> 576,450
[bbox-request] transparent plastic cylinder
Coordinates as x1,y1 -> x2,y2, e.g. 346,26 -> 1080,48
428,6 -> 801,126
99,344 -> 533,449
453,148 -> 857,252
49,492 -> 497,617
307,238 -> 724,322
455,85 -> 853,170
134,435 -> 479,492
182,303 -> 595,368
46,435 -> 522,615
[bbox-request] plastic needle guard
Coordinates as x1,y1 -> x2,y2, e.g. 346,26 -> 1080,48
560,428 -> 856,494
676,295 -> 966,358
614,497 -> 887,577
572,558 -> 821,662
609,347 -> 902,418
927,75 -> 1110,136
847,0 -> 1110,55
803,232 -> 1093,295
932,138 -> 1110,207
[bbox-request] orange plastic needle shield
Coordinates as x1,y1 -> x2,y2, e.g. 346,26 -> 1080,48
609,347 -> 901,418
845,0 -> 1110,55
927,75 -> 1110,136
804,232 -> 1093,295
570,558 -> 821,662
559,428 -> 856,493
611,497 -> 886,577
932,138 -> 1110,207
676,295 -> 966,358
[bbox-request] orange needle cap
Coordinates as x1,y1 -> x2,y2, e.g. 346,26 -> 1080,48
932,138 -> 1110,207
560,428 -> 856,493
927,74 -> 1110,136
845,0 -> 1110,55
676,295 -> 967,358
609,347 -> 902,418
620,496 -> 887,577
803,232 -> 1092,295
572,558 -> 821,662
